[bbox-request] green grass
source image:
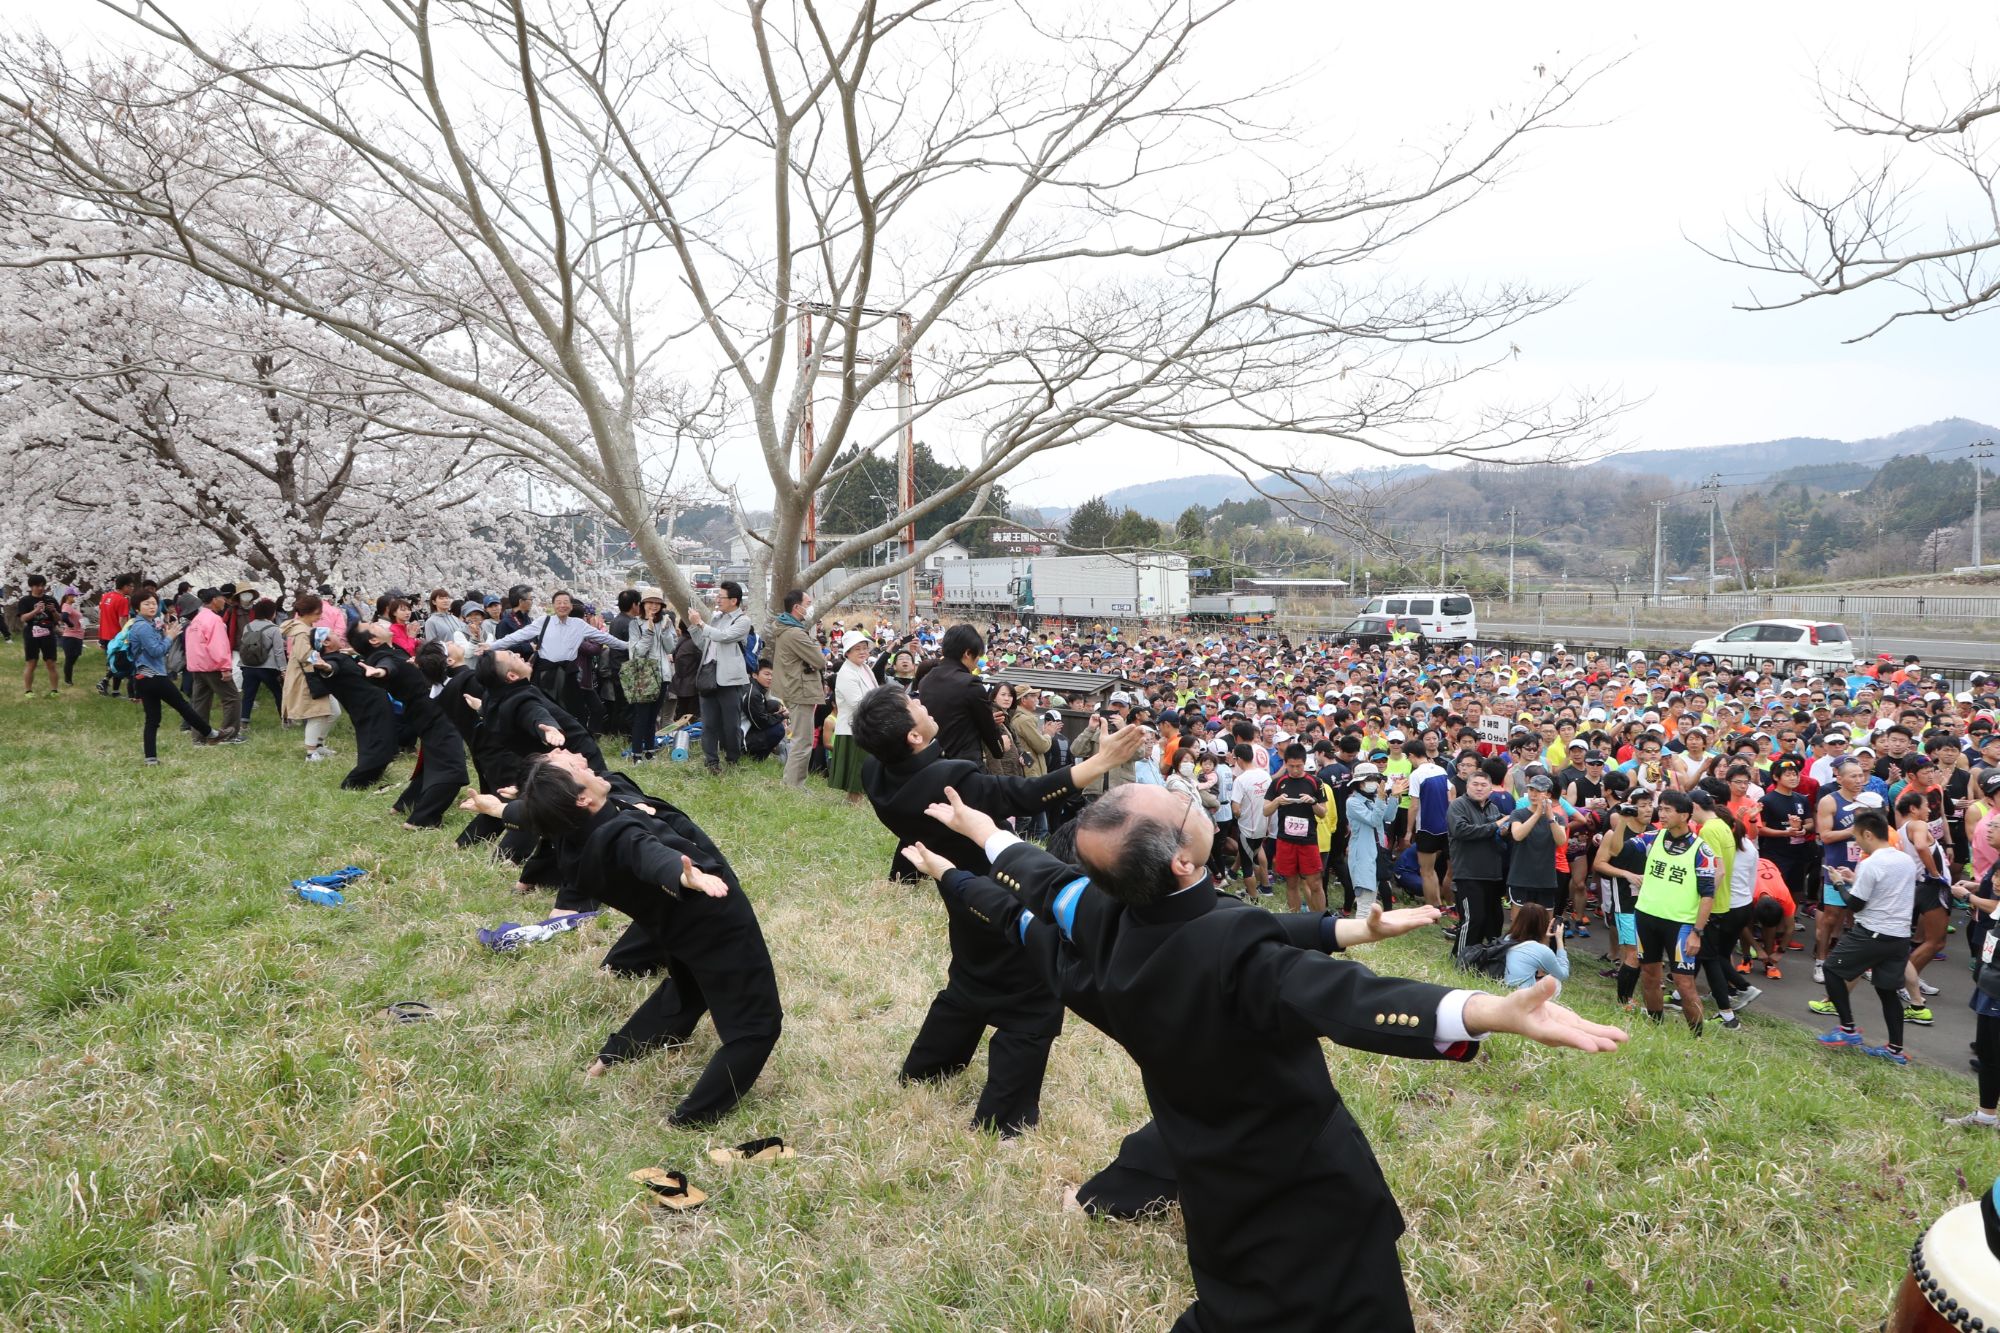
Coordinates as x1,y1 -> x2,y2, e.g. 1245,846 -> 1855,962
1,682 -> 1996,1331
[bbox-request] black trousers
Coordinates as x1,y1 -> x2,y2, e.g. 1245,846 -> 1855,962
135,674 -> 212,757
398,723 -> 468,827
1698,904 -> 1749,1010
1457,878 -> 1504,955
628,696 -> 661,758
900,982 -> 1063,1135
602,920 -> 670,977
1977,1012 -> 2000,1110
1077,1121 -> 1178,1218
598,938 -> 784,1126
60,637 -> 82,683
456,813 -> 538,864
699,685 -> 744,769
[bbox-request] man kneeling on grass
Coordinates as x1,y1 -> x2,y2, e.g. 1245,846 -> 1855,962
508,751 -> 784,1125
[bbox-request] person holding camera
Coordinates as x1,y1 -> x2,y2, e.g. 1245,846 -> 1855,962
1501,902 -> 1571,991
1344,761 -> 1403,914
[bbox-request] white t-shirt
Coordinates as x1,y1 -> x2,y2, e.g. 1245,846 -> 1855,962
1234,765 -> 1272,838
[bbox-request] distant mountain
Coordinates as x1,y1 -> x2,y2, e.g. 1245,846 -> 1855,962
1037,472 -> 1263,524
1610,418 -> 1999,487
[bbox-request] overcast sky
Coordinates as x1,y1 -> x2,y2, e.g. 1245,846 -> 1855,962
995,2 -> 2000,504
48,1 -> 2000,511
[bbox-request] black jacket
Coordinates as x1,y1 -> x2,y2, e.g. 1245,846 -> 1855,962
317,654 -> 398,777
944,839 -> 1477,1333
1446,793 -> 1509,881
862,742 -> 1080,1007
475,678 -> 605,793
918,658 -> 1006,763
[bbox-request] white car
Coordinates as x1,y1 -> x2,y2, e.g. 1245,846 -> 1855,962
1690,619 -> 1857,668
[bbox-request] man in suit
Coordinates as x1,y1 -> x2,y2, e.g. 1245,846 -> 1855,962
851,681 -> 1147,1135
904,782 -> 1627,1332
508,749 -> 783,1126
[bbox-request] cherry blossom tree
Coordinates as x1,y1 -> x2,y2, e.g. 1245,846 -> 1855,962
1,3 -> 1621,620
0,202 -> 573,590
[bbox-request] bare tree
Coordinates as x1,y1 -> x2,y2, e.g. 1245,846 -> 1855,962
2,1 -> 1619,621
1708,45 -> 2000,340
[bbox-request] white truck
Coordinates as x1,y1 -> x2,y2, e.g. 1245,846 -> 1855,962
1188,593 -> 1277,624
941,557 -> 1030,609
1025,553 -> 1190,621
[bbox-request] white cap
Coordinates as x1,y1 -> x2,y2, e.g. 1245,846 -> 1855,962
841,630 -> 873,655
1352,762 -> 1381,778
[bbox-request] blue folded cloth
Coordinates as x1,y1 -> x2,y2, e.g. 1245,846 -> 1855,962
478,911 -> 601,952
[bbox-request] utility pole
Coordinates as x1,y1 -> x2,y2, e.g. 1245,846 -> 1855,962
1701,473 -> 1721,594
1439,511 -> 1450,586
1651,499 -> 1667,600
1503,506 -> 1519,603
1975,439 -> 1995,571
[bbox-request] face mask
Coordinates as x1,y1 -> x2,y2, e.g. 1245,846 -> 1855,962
1361,781 -> 1380,795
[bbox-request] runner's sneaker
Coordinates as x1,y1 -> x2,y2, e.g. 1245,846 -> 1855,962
1943,1111 -> 1999,1128
1860,1044 -> 1910,1065
1733,985 -> 1763,1009
1716,1011 -> 1741,1031
1903,1006 -> 1935,1026
1764,962 -> 1783,980
1734,959 -> 1752,975
1816,1026 -> 1863,1048
1919,979 -> 1941,997
1813,961 -> 1826,984
1808,998 -> 1838,1016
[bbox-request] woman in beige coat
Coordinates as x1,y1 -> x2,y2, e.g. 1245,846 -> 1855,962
280,591 -> 340,762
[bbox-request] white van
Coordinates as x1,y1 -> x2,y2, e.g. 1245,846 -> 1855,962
1355,590 -> 1476,643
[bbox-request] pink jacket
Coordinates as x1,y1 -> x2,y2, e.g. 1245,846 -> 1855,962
185,607 -> 234,674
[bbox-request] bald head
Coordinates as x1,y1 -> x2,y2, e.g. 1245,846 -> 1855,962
1073,784 -> 1212,904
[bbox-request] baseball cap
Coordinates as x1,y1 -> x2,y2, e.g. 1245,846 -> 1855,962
1980,771 -> 2000,796
1527,774 -> 1554,792
1042,709 -> 1063,723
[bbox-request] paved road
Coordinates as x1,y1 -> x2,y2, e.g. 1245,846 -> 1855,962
1481,620 -> 1998,667
1567,918 -> 1979,1077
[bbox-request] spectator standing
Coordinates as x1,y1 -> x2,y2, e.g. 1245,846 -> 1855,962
919,624 -> 1008,765
828,630 -> 878,803
184,587 -> 243,743
1448,769 -> 1510,956
771,589 -> 829,789
237,598 -> 286,730
15,573 -> 61,697
685,579 -> 751,774
127,593 -> 222,761
57,587 -> 86,686
616,588 -> 676,762
421,588 -> 469,644
96,573 -> 135,698
282,592 -> 340,762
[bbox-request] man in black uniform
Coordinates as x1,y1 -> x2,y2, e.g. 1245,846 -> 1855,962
512,749 -> 782,1125
904,782 -> 1627,1332
851,681 -> 1146,1134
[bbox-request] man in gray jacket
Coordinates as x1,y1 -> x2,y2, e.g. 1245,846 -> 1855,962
1447,763 -> 1511,958
769,589 -> 828,788
687,580 -> 751,774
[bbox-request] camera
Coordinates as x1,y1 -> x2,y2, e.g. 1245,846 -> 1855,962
1617,803 -> 1638,817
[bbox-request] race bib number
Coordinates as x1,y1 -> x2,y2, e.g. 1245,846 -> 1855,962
1984,917 -> 1998,967
1282,814 -> 1310,839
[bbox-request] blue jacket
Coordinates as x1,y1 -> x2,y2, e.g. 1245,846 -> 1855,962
1503,940 -> 1571,991
128,615 -> 172,678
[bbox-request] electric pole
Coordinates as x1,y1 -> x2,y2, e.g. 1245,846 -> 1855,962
1701,473 -> 1721,594
1975,439 -> 1995,571
1440,511 -> 1450,586
1503,506 -> 1519,603
1651,499 -> 1667,600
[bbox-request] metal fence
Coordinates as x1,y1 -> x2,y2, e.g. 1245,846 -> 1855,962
1460,636 -> 1990,694
1490,590 -> 2000,624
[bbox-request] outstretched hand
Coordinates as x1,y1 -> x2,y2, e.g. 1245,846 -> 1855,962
538,723 -> 564,747
1101,721 -> 1148,764
1463,976 -> 1628,1054
922,786 -> 1000,846
678,855 -> 730,899
1358,904 -> 1440,942
459,793 -> 505,818
900,841 -> 957,880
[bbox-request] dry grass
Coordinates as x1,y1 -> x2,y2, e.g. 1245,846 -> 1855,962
1,683 -> 1997,1331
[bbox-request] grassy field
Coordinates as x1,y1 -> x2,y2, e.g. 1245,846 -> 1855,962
2,683 -> 1998,1332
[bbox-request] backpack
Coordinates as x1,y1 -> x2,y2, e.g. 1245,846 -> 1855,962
239,624 -> 271,667
741,626 -> 761,675
1458,937 -> 1511,980
105,624 -> 136,679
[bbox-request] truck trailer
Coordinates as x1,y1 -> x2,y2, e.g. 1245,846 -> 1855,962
1023,553 -> 1190,621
